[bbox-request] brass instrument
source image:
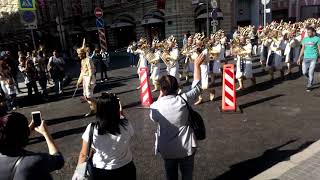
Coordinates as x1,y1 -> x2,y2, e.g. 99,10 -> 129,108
159,36 -> 179,68
144,48 -> 160,65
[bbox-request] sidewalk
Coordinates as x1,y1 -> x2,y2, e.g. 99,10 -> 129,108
252,140 -> 320,180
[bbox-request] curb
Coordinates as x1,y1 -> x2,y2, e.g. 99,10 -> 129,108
251,140 -> 320,180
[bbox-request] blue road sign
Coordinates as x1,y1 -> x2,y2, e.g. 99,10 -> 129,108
96,18 -> 105,28
19,0 -> 35,10
22,11 -> 36,23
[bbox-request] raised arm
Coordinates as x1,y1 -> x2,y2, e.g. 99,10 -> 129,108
297,45 -> 305,65
183,52 -> 205,102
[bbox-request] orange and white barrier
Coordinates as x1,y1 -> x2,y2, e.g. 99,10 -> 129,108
222,64 -> 237,112
139,67 -> 153,107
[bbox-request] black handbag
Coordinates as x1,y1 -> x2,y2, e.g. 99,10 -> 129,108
72,122 -> 95,180
179,95 -> 206,140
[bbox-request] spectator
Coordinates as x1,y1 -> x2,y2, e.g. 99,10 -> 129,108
48,50 -> 65,95
297,27 -> 320,92
182,33 -> 187,47
100,48 -> 109,81
149,53 -> 205,180
0,91 -> 7,117
91,48 -> 101,81
0,112 -> 64,180
74,93 -> 136,179
33,51 -> 48,98
0,60 -> 17,111
127,42 -> 136,67
19,56 -> 39,97
4,51 -> 20,93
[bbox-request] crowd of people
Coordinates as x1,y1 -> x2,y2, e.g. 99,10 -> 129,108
0,18 -> 320,180
0,49 -> 66,112
0,44 -> 111,115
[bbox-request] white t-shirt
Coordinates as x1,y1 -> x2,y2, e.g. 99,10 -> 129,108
82,121 -> 134,170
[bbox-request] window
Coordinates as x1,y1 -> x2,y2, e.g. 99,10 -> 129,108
300,5 -> 320,20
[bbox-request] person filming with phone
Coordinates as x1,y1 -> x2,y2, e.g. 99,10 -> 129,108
0,112 -> 64,180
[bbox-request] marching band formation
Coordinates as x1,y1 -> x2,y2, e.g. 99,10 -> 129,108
129,18 -> 320,105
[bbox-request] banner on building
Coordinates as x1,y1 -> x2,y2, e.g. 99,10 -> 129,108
72,0 -> 82,16
19,0 -> 36,10
157,0 -> 165,10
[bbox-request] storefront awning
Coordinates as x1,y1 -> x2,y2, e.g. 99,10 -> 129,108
196,13 -> 211,19
110,22 -> 134,28
141,18 -> 163,25
142,9 -> 165,25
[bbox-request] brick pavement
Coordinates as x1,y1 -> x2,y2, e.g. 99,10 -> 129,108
252,140 -> 320,180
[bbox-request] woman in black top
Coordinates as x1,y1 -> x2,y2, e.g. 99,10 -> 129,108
0,112 -> 64,180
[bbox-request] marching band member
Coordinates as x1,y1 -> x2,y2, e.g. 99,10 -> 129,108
266,30 -> 286,80
181,35 -> 195,82
133,38 -> 148,90
193,33 -> 210,105
166,36 -> 180,83
235,36 -> 256,90
150,39 -> 161,92
284,30 -> 301,75
259,30 -> 272,72
76,39 -> 97,117
207,33 -> 222,101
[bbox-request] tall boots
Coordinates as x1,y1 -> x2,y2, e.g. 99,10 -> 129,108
85,100 -> 97,117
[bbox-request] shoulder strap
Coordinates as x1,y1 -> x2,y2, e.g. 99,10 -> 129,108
86,122 -> 95,160
10,156 -> 24,180
179,94 -> 191,111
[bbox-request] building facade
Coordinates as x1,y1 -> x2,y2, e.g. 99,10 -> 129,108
0,0 -> 319,51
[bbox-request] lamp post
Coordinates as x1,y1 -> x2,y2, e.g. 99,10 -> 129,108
206,0 -> 209,37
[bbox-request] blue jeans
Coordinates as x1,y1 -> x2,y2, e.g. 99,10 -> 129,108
54,79 -> 63,94
164,155 -> 194,180
302,58 -> 317,88
130,53 -> 135,66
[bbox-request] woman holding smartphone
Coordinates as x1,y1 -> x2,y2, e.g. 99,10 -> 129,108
0,112 -> 64,180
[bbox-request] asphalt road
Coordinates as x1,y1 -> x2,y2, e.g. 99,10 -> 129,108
16,55 -> 320,180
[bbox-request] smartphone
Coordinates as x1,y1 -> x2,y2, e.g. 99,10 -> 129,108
32,111 -> 42,127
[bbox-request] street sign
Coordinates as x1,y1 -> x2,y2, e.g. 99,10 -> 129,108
211,8 -> 223,21
19,10 -> 37,29
25,24 -> 37,29
265,8 -> 271,13
22,11 -> 36,23
96,18 -> 105,28
18,0 -> 36,10
210,0 -> 217,8
261,0 -> 270,5
211,20 -> 218,26
94,7 -> 103,18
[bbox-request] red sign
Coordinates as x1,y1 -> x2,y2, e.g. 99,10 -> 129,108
94,7 -> 103,18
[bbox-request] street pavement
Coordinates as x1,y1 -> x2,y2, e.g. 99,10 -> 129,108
15,54 -> 320,180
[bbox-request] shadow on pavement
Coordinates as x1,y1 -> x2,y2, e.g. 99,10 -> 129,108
239,94 -> 284,111
212,139 -> 314,180
45,115 -> 85,126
